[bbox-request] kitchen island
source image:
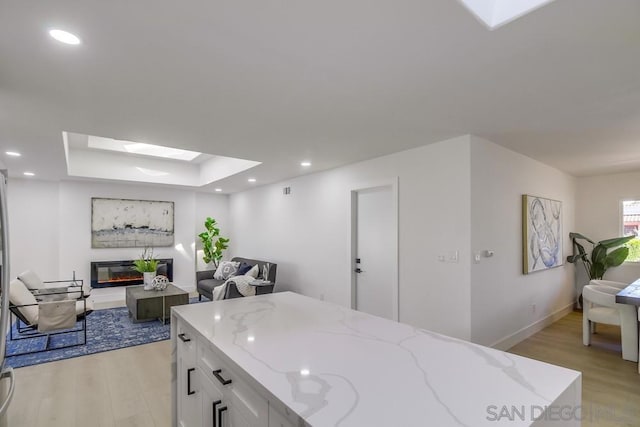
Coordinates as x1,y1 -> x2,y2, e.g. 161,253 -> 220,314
171,292 -> 581,426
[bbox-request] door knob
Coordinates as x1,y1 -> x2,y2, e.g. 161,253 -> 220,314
354,268 -> 364,273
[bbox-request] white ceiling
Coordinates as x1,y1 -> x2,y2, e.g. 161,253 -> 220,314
1,0 -> 640,193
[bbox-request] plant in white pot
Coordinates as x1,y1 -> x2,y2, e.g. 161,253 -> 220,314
134,248 -> 159,290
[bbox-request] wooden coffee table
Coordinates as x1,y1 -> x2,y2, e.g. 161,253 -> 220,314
126,284 -> 189,324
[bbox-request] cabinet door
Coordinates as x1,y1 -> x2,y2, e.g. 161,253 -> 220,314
199,369 -> 236,427
198,370 -> 251,427
177,322 -> 201,427
268,408 -> 296,427
199,343 -> 267,427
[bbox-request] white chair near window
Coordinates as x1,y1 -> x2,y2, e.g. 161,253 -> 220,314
582,284 -> 638,362
589,279 -> 628,291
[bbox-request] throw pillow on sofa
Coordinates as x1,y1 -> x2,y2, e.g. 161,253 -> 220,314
246,264 -> 259,278
235,262 -> 253,276
213,261 -> 240,280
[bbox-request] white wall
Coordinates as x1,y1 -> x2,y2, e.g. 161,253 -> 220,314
230,136 -> 473,340
575,171 -> 640,283
229,134 -> 579,346
8,178 -> 229,292
8,179 -> 60,279
470,136 -> 576,347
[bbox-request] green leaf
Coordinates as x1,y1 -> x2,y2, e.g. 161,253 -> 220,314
569,232 -> 595,244
591,263 -> 605,280
573,241 -> 587,256
605,247 -> 630,268
591,245 -> 607,265
566,253 -> 587,263
599,235 -> 635,248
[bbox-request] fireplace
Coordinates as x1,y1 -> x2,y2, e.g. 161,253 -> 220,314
90,259 -> 173,288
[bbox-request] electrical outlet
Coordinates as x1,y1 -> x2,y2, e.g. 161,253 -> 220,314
474,253 -> 481,263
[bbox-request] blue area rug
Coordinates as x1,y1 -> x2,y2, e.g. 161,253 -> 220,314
5,297 -> 204,369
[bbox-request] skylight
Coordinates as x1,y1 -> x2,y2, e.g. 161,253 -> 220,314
458,0 -> 556,30
88,136 -> 201,161
124,143 -> 201,161
63,131 -> 261,187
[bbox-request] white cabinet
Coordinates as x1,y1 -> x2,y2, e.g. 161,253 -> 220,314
177,321 -> 200,427
198,370 -> 225,427
175,317 -> 292,427
268,407 -> 297,427
199,341 -> 268,427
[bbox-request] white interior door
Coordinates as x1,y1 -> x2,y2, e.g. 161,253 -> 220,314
354,185 -> 396,320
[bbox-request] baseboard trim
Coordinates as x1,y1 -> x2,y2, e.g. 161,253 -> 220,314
490,302 -> 575,351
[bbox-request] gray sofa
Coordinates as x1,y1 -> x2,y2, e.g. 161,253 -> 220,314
196,257 -> 277,301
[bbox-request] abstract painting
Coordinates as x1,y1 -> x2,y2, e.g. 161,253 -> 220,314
91,198 -> 174,248
522,195 -> 563,274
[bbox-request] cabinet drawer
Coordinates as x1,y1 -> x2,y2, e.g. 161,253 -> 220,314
176,321 -> 197,362
198,341 -> 228,393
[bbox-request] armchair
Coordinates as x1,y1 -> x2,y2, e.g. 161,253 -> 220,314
7,278 -> 93,357
582,284 -> 638,362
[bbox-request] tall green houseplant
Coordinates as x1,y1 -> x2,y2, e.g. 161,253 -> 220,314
567,232 -> 634,280
198,217 -> 229,269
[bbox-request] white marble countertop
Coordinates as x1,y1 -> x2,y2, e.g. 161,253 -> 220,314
173,292 -> 581,426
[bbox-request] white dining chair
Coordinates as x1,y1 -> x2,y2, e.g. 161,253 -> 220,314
582,284 -> 638,362
589,279 -> 629,290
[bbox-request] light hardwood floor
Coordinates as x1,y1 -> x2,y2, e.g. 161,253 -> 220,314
7,311 -> 640,426
509,311 -> 640,427
7,340 -> 171,427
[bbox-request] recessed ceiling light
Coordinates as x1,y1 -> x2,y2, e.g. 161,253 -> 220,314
215,188 -> 222,192
49,29 -> 81,45
300,161 -> 312,167
248,178 -> 256,183
5,151 -> 21,157
23,172 -> 35,177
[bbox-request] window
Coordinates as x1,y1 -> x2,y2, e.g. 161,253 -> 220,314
622,200 -> 640,262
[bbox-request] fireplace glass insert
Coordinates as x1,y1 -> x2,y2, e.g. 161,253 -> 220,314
90,259 -> 173,288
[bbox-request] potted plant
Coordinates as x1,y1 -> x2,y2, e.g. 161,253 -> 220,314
566,232 -> 635,306
133,248 -> 159,290
198,217 -> 229,269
